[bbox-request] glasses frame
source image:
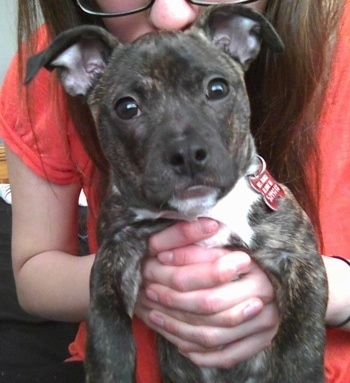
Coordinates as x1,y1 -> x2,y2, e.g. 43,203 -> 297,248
76,0 -> 259,18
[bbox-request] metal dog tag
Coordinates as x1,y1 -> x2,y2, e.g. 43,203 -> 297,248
249,157 -> 285,211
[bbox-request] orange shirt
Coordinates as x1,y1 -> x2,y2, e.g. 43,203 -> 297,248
318,0 -> 350,381
1,2 -> 350,382
0,26 -> 162,383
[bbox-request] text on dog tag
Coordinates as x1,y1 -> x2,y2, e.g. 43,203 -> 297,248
249,161 -> 285,211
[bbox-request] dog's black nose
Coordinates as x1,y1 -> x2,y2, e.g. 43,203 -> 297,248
167,136 -> 209,175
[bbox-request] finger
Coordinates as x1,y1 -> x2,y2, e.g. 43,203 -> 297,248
157,245 -> 228,266
148,219 -> 219,256
139,287 -> 264,328
135,293 -> 200,351
142,317 -> 203,353
136,301 -> 226,354
143,252 -> 252,292
148,302 -> 276,350
184,328 -> 274,368
148,298 -> 264,328
145,277 -> 262,315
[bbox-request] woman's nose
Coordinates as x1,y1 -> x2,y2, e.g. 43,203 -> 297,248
149,0 -> 200,30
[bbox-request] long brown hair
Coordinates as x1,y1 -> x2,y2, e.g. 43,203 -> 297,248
18,0 -> 108,177
246,1 -> 343,243
17,0 -> 344,244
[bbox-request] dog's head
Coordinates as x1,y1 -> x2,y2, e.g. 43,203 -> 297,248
26,5 -> 283,216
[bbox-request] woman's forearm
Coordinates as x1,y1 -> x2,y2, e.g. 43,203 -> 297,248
323,255 -> 350,330
15,251 -> 94,322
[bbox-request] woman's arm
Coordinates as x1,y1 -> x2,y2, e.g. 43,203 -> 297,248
6,146 -> 94,322
323,256 -> 350,330
135,221 -> 279,368
136,222 -> 350,368
9,141 -> 349,366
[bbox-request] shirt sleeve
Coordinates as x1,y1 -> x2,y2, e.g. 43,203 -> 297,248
317,0 -> 350,258
0,28 -> 90,185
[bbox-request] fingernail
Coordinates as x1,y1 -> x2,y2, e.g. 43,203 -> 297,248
243,300 -> 262,318
199,219 -> 219,234
158,251 -> 173,264
146,289 -> 158,302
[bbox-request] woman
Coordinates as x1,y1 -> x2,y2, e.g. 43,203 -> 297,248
0,0 -> 349,382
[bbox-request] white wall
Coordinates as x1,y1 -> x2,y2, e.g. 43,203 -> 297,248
0,0 -> 17,85
0,0 -> 17,143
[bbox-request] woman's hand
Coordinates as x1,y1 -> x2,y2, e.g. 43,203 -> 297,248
134,218 -> 279,368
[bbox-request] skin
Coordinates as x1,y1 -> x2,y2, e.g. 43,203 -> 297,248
100,0 -> 268,42
7,0 -> 350,370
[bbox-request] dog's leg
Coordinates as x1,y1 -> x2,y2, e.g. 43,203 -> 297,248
86,223 -> 150,383
259,251 -> 326,383
85,230 -> 145,383
86,295 -> 135,383
85,217 -> 171,383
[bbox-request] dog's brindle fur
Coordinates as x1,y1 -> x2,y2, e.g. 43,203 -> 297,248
26,5 -> 328,383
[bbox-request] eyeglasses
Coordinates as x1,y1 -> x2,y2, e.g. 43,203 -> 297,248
76,0 -> 259,18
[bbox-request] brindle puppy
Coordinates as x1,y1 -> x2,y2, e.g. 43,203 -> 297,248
26,5 -> 328,383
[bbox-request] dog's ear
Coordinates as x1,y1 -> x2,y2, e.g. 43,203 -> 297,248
25,26 -> 119,97
195,4 -> 284,71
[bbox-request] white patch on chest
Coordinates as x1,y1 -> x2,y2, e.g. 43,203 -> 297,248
196,177 -> 259,247
131,176 -> 260,248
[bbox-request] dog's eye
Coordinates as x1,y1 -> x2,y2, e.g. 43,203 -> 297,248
115,97 -> 140,119
206,78 -> 229,100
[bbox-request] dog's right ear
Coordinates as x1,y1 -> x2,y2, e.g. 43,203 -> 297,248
25,26 -> 119,97
194,4 -> 284,71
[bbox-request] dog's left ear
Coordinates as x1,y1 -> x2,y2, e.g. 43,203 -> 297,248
25,26 -> 119,97
194,4 -> 284,71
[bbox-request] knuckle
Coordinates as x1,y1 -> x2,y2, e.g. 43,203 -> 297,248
223,310 -> 241,327
178,341 -> 201,353
220,357 -> 237,369
163,317 -> 178,336
141,258 -> 157,281
184,313 -> 203,326
213,264 -> 233,285
161,291 -> 176,308
170,272 -> 189,292
148,235 -> 159,255
199,328 -> 220,348
177,221 -> 197,242
201,294 -> 221,314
